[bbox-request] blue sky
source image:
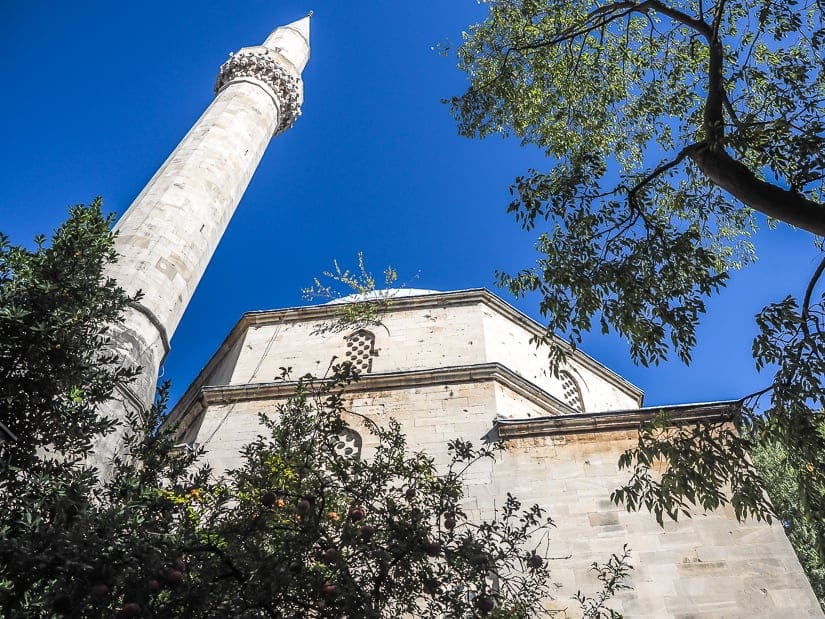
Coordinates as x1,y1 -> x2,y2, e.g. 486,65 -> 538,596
1,2 -> 820,409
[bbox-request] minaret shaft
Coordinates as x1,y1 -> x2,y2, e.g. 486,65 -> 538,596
92,18 -> 310,471
113,79 -> 280,338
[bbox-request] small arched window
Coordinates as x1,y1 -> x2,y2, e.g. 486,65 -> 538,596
559,370 -> 585,412
333,428 -> 362,459
344,329 -> 376,374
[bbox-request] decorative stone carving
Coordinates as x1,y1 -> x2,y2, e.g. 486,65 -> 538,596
333,428 -> 362,459
214,49 -> 302,134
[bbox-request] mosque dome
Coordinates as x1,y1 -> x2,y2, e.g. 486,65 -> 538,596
324,288 -> 441,305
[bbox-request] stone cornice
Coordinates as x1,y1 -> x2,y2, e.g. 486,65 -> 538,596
495,401 -> 739,438
168,363 -> 578,437
214,47 -> 302,134
126,299 -> 170,362
168,361 -> 735,445
204,362 -> 575,409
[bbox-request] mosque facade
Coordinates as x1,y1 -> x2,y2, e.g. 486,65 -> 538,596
101,16 -> 822,617
165,288 -> 821,617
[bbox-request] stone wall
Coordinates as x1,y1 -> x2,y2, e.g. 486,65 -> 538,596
168,290 -> 822,616
186,377 -> 821,617
181,291 -> 641,415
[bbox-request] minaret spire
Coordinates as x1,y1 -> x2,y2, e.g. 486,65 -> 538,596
93,20 -> 311,472
262,15 -> 311,73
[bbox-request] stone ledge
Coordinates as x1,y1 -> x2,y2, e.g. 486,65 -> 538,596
495,401 -> 739,439
168,362 -> 577,436
169,363 -> 738,446
198,362 -> 573,411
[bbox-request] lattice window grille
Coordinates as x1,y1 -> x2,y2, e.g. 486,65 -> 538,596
559,371 -> 584,412
344,330 -> 375,374
333,428 -> 362,459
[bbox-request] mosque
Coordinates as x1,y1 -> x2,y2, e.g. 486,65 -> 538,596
99,15 -> 822,617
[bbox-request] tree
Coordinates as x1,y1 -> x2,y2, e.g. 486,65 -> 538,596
750,428 -> 825,608
161,367 -> 558,617
450,0 -> 825,551
1,203 -> 628,617
0,200 -> 196,616
0,198 -> 136,464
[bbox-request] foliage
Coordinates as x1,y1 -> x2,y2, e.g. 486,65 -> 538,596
0,198 -> 136,463
611,412 -> 770,525
302,252 -> 400,333
750,430 -> 825,608
450,0 -> 825,553
163,366 -> 557,617
0,201 -> 204,616
1,208 -> 595,616
574,546 -> 633,619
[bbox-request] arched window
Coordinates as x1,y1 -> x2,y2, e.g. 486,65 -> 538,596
559,370 -> 585,412
344,329 -> 376,374
333,427 -> 362,459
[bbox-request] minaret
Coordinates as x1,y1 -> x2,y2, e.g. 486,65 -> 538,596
93,16 -> 311,470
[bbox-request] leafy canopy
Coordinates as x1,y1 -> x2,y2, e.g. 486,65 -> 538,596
451,0 -> 825,553
750,429 -> 825,609
181,366 -> 557,618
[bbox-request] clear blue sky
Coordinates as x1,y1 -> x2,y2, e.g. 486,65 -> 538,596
1,2 -> 819,409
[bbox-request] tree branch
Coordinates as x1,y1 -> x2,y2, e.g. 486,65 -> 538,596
627,144 -> 700,206
187,541 -> 246,584
739,384 -> 774,405
802,254 -> 825,322
511,5 -> 637,53
643,0 -> 713,39
688,145 -> 825,236
703,2 -> 726,142
722,91 -> 741,128
710,0 -> 727,39
512,0 -> 712,54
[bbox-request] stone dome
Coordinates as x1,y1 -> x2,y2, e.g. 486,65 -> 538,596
324,288 -> 441,305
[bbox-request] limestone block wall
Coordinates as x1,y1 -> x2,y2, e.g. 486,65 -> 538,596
228,321 -> 333,384
493,382 -> 558,419
479,303 -> 640,412
491,431 -> 819,618
186,378 -> 822,618
224,302 -> 489,384
369,303 -> 487,372
190,291 -> 641,417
